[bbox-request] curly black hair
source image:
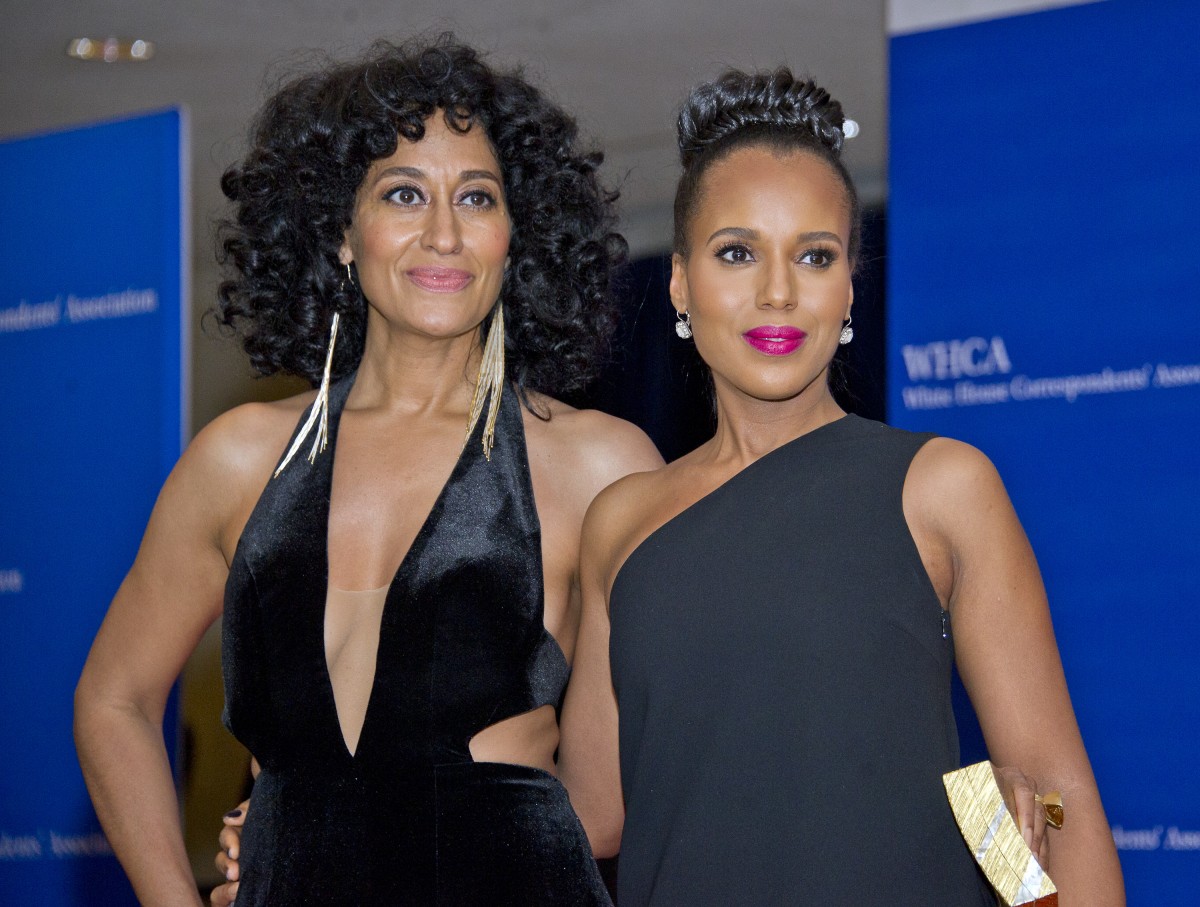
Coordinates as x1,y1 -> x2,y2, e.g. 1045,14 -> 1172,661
216,34 -> 626,398
672,66 -> 860,264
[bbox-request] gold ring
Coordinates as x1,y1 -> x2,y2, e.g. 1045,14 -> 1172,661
1034,791 -> 1064,829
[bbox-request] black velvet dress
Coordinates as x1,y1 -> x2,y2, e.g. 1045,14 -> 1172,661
221,371 -> 610,905
609,415 -> 994,906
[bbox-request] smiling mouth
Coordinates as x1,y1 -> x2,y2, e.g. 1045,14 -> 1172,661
742,326 -> 807,356
406,267 -> 473,292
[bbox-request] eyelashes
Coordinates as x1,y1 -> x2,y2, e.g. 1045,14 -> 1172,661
459,189 -> 498,209
382,184 -> 499,209
712,242 -> 839,268
384,184 -> 425,205
800,247 -> 838,268
714,242 -> 753,263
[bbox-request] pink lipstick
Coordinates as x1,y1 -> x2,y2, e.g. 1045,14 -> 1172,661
742,325 -> 807,356
406,266 -> 473,293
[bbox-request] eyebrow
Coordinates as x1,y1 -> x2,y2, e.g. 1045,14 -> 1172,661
372,165 -> 503,185
706,226 -> 843,247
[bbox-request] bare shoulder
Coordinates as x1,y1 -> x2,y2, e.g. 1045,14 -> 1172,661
173,392 -> 315,539
187,393 -> 312,483
909,436 -> 1004,498
584,465 -> 666,534
580,468 -> 654,561
906,435 -> 1014,539
579,457 -> 688,591
523,392 -> 664,506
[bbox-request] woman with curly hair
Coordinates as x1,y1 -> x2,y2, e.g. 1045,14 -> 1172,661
559,67 -> 1123,905
73,35 -> 659,905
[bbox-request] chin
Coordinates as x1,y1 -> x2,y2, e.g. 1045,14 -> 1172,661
383,309 -> 489,340
750,387 -> 809,404
728,370 -> 826,404
417,314 -> 482,333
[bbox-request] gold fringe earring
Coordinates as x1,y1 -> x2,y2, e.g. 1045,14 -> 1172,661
274,311 -> 340,477
464,302 -> 505,461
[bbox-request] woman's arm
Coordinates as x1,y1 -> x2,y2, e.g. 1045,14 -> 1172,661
907,438 -> 1124,906
74,408 -> 263,905
551,412 -> 662,858
557,480 -> 636,858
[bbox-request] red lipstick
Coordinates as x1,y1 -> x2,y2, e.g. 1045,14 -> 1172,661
406,266 -> 473,292
742,325 -> 807,356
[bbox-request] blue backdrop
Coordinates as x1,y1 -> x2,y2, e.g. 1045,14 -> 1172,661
0,109 -> 188,905
889,2 -> 1199,902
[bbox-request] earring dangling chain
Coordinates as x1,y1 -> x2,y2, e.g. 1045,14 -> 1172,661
464,302 -> 505,461
839,314 -> 854,345
274,311 -> 340,477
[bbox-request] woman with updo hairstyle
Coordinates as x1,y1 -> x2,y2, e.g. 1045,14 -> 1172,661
74,35 -> 660,905
560,67 -> 1124,905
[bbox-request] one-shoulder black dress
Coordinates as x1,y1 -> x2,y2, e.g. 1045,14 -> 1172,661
609,415 -> 993,906
222,371 -> 610,905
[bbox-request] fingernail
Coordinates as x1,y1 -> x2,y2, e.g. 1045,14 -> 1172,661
225,809 -> 242,819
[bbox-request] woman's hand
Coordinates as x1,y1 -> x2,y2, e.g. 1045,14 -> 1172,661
210,801 -> 248,906
992,762 -> 1050,866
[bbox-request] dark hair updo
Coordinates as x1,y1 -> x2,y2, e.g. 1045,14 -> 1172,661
672,67 -> 860,263
216,34 -> 626,398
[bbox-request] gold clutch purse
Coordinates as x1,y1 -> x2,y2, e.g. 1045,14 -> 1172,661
943,761 -> 1058,906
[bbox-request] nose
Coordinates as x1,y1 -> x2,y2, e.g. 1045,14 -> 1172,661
759,255 -> 795,310
421,200 -> 463,255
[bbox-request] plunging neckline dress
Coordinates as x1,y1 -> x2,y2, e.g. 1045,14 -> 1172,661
221,370 -> 611,905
